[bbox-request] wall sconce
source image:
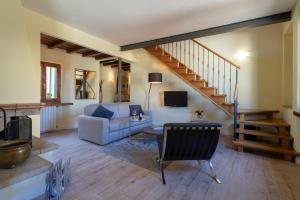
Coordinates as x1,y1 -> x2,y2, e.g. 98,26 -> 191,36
108,72 -> 114,82
234,51 -> 250,61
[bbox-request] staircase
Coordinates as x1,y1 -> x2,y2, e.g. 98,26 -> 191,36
145,39 -> 239,116
233,109 -> 298,161
145,40 -> 298,162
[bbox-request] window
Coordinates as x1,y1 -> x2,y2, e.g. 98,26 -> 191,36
41,61 -> 61,103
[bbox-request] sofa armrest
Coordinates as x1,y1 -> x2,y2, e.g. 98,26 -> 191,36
78,115 -> 109,145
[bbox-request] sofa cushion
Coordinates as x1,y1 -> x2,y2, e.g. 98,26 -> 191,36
129,105 -> 144,116
109,117 -> 130,132
118,103 -> 131,118
92,105 -> 114,119
102,104 -> 120,119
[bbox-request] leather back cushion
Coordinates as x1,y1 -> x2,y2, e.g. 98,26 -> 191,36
162,123 -> 221,161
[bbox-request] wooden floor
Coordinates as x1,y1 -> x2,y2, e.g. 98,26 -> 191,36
38,129 -> 300,200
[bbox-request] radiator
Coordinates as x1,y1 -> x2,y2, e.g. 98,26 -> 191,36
40,106 -> 57,133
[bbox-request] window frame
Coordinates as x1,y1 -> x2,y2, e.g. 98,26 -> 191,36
41,61 -> 61,104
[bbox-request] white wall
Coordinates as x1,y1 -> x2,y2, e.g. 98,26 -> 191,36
0,0 -> 41,136
131,49 -> 232,134
0,0 -> 136,137
41,45 -> 99,129
282,26 -> 293,107
100,65 -> 117,103
196,23 -> 284,110
282,2 -> 300,163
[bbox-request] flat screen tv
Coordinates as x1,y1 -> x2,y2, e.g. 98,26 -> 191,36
164,91 -> 188,107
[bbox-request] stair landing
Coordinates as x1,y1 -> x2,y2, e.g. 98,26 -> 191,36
234,109 -> 298,162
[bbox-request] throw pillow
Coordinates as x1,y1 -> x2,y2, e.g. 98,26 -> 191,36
129,105 -> 144,116
92,105 -> 114,119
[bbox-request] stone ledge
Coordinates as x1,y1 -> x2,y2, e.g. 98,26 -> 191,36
32,137 -> 59,155
0,153 -> 51,189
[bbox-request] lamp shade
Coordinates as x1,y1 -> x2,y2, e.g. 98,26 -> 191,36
148,73 -> 162,83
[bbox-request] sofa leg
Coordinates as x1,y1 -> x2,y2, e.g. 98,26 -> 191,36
208,161 -> 221,184
160,161 -> 166,184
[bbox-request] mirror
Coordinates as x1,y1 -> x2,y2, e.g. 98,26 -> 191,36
75,69 -> 96,99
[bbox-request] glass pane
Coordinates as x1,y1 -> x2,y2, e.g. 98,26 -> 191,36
46,66 -> 57,99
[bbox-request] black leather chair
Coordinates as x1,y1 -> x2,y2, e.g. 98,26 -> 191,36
157,123 -> 222,184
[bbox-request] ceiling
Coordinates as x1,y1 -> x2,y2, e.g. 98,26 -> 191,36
41,33 -> 130,69
41,33 -> 113,60
22,0 -> 297,46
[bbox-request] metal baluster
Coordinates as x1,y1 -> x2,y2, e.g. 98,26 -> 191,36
172,42 -> 174,56
176,42 -> 178,65
189,40 -> 191,71
229,64 -> 232,103
198,44 -> 200,76
233,69 -> 239,140
193,41 -> 195,73
203,48 -> 205,78
218,57 -> 220,95
207,51 -> 209,86
180,41 -> 182,64
170,43 -> 173,61
213,54 -> 215,88
223,60 -> 226,95
183,41 -> 186,65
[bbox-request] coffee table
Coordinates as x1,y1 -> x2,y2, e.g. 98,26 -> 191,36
128,117 -> 147,139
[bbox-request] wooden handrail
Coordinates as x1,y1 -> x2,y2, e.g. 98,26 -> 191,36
293,111 -> 300,117
192,39 -> 240,69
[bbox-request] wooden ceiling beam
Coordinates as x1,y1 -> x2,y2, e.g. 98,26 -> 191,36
100,59 -> 116,64
82,51 -> 102,57
110,65 -> 131,71
48,40 -> 68,49
102,61 -> 119,66
120,12 -> 292,51
95,54 -> 112,60
111,64 -> 130,68
66,46 -> 86,53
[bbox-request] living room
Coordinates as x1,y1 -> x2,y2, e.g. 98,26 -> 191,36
1,0 -> 300,199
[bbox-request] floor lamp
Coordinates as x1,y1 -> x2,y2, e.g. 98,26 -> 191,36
147,73 -> 162,111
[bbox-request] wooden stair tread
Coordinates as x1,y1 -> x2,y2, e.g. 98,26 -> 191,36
191,79 -> 207,83
240,119 -> 290,127
237,129 -> 293,140
201,87 -> 215,89
211,94 -> 226,97
238,109 -> 280,115
223,103 -> 234,106
180,72 -> 195,76
173,66 -> 186,69
233,140 -> 297,155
